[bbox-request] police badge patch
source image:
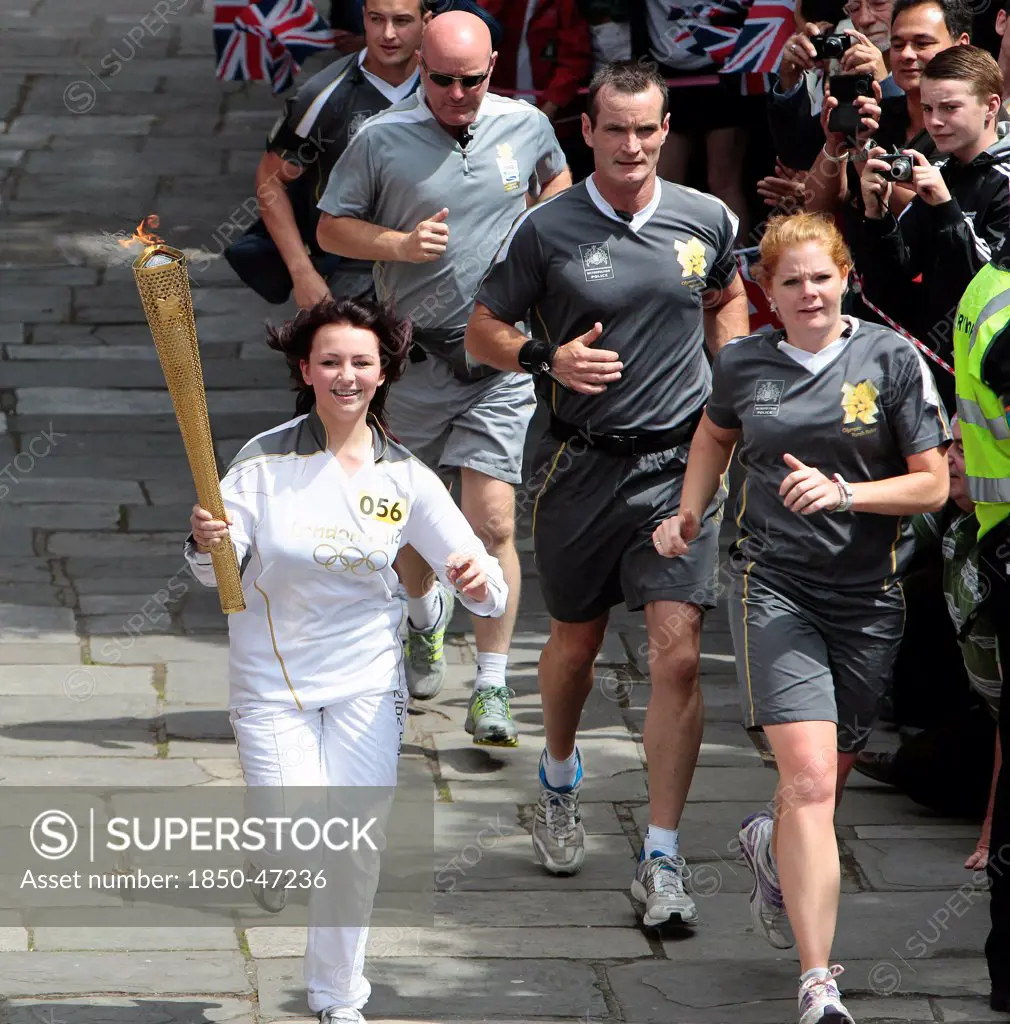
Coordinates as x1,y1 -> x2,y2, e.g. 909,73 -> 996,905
579,242 -> 614,282
753,379 -> 785,416
348,110 -> 374,138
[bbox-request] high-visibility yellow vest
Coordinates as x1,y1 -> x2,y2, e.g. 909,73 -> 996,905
953,262 -> 1010,540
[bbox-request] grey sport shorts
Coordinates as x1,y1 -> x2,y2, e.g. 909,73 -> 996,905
530,436 -> 724,622
728,566 -> 906,753
384,353 -> 536,485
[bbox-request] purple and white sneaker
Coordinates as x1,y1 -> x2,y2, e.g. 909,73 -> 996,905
799,965 -> 854,1024
738,811 -> 794,949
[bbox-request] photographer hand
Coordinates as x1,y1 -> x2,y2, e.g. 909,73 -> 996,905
779,26 -> 820,90
909,149 -> 951,206
840,29 -> 888,81
861,145 -> 894,220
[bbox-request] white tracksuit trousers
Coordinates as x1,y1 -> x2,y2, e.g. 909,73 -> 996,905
230,686 -> 405,1015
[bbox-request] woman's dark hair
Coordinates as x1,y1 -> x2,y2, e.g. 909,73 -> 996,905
266,297 -> 412,426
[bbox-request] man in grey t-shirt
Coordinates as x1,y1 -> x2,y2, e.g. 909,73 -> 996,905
465,60 -> 749,930
316,10 -> 571,744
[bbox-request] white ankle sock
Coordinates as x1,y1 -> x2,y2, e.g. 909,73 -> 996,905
407,586 -> 441,631
474,652 -> 508,691
543,748 -> 580,790
800,967 -> 831,985
644,825 -> 679,859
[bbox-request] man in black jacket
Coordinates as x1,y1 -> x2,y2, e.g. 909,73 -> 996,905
855,45 -> 1010,411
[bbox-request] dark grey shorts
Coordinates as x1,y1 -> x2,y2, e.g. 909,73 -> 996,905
728,567 -> 906,753
530,436 -> 724,623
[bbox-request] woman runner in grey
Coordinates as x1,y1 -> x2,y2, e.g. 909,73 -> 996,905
653,212 -> 951,1024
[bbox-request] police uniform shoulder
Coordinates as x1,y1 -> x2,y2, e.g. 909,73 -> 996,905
291,51 -> 361,107
852,317 -> 913,354
348,88 -> 424,136
481,93 -> 545,120
662,180 -> 738,225
712,328 -> 775,368
491,183 -> 582,262
227,413 -> 324,471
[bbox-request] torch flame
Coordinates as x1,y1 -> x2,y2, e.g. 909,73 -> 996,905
118,214 -> 164,248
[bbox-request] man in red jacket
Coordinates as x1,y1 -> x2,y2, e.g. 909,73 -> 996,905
479,0 -> 594,177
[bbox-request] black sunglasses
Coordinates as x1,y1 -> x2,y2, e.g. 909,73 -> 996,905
420,55 -> 492,89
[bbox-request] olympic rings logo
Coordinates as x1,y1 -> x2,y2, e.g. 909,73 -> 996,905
313,544 -> 390,575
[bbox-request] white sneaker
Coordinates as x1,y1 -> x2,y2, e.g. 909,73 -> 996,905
319,1008 -> 366,1023
738,811 -> 794,949
630,851 -> 699,928
798,966 -> 855,1024
531,749 -> 585,875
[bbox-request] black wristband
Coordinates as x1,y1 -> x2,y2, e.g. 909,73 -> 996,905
517,338 -> 557,375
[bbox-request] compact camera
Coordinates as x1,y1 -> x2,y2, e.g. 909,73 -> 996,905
810,33 -> 853,60
876,153 -> 915,183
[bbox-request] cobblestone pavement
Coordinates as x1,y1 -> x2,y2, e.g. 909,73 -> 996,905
0,0 -> 1001,1021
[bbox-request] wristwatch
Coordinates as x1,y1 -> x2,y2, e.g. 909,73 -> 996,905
517,338 -> 569,391
831,473 -> 854,512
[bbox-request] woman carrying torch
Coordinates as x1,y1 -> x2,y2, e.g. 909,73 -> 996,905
184,297 -> 508,1024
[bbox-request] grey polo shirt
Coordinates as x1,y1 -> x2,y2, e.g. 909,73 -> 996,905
705,317 -> 952,591
318,88 -> 567,347
475,175 -> 740,433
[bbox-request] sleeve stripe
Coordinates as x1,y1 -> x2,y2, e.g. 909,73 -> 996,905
965,217 -> 992,261
294,64 -> 354,138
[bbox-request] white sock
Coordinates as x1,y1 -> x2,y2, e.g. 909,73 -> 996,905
474,652 -> 508,691
407,586 -> 441,632
644,825 -> 679,859
542,747 -> 581,790
800,967 -> 831,986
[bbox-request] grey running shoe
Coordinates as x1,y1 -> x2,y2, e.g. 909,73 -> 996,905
245,860 -> 286,914
464,685 -> 519,746
739,811 -> 795,949
319,1008 -> 366,1024
531,750 -> 585,875
798,965 -> 854,1024
631,851 -> 699,928
404,585 -> 454,700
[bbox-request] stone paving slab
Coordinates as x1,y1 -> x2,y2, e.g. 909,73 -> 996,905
256,957 -> 607,1020
4,1000 -> 257,1024
0,951 -> 252,996
0,664 -> 153,695
0,755 -> 215,786
248,925 -> 651,960
33,927 -> 240,951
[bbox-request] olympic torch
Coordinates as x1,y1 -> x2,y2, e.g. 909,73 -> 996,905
132,244 -> 245,614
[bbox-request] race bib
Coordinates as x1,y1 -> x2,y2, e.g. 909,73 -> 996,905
358,493 -> 407,525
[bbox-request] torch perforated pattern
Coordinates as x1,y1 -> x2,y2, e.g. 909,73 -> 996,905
133,245 -> 246,614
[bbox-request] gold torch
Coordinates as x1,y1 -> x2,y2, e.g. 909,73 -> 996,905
133,244 -> 246,614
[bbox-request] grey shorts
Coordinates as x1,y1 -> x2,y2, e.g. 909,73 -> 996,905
383,354 -> 536,485
531,435 -> 724,622
728,567 -> 906,753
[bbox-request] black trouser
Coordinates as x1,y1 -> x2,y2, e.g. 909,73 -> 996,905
224,219 -> 375,305
978,521 -> 1010,992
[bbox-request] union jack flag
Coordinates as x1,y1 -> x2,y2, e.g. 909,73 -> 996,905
720,0 -> 795,76
664,0 -> 751,68
214,0 -> 337,94
735,247 -> 777,331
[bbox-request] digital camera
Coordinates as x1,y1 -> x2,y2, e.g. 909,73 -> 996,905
877,153 -> 915,183
810,33 -> 853,60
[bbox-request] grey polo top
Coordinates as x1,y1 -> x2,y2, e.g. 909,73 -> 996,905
318,87 -> 567,347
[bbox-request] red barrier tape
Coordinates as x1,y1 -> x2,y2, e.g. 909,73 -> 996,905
853,274 -> 955,377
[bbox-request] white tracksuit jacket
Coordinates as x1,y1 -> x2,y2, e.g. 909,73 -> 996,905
184,409 -> 508,709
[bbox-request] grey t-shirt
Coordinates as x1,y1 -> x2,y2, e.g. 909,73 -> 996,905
475,176 -> 739,433
706,318 -> 952,591
318,88 -> 567,343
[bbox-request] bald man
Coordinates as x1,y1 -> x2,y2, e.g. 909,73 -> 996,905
318,11 -> 571,746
